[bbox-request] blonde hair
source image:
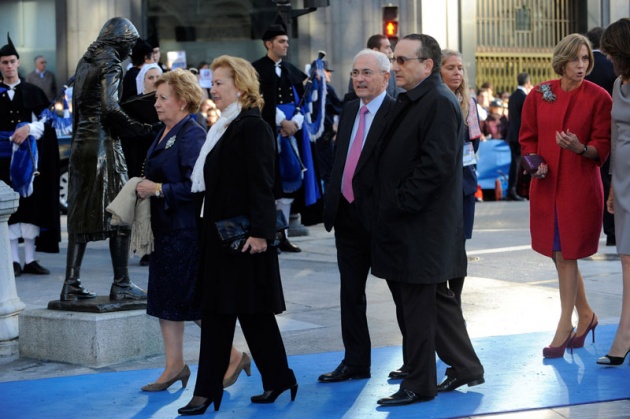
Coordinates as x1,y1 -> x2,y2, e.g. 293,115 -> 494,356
440,49 -> 471,119
210,55 -> 264,110
552,33 -> 594,76
154,68 -> 203,114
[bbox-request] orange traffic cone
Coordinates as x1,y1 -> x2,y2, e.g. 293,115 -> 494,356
475,185 -> 484,202
495,178 -> 503,201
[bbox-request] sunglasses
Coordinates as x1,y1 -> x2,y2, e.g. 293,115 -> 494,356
390,56 -> 429,65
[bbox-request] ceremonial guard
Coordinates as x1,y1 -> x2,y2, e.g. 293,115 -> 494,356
0,33 -> 60,277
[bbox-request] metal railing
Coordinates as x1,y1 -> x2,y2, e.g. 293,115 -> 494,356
475,0 -> 578,93
476,52 -> 556,94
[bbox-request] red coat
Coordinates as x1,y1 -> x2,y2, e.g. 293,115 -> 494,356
519,79 -> 611,259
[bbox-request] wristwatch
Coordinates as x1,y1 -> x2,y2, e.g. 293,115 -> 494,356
578,144 -> 588,155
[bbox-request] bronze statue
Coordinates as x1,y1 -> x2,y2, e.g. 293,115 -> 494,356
60,17 -> 150,301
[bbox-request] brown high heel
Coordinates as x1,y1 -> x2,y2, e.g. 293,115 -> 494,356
223,352 -> 252,388
141,364 -> 190,392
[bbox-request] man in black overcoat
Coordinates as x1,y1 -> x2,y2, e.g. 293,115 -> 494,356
317,49 -> 398,383
0,33 -> 60,277
372,34 -> 484,406
506,72 -> 532,200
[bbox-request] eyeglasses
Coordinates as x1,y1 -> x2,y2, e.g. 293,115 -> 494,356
390,56 -> 428,65
349,69 -> 385,78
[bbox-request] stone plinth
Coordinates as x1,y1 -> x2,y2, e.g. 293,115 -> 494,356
19,309 -> 163,367
0,181 -> 24,358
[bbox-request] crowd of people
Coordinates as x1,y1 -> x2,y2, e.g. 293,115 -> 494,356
2,13 -> 630,414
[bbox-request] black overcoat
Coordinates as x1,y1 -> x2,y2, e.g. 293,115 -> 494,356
198,107 -> 286,314
371,72 -> 467,284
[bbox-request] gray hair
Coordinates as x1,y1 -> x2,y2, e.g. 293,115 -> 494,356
353,48 -> 391,73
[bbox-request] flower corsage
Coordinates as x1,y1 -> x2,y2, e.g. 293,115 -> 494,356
537,83 -> 556,103
165,136 -> 176,149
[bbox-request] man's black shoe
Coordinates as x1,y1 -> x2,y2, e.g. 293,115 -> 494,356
22,261 -> 50,275
437,375 -> 485,392
607,235 -> 616,246
279,237 -> 301,253
318,362 -> 370,382
377,388 -> 434,406
13,262 -> 22,277
388,367 -> 409,380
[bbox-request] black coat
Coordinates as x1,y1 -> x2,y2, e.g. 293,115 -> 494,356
371,72 -> 467,284
585,51 -> 616,96
323,95 -> 395,232
198,107 -> 286,314
506,88 -> 527,144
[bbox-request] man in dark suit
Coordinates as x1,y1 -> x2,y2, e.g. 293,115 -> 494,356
586,26 -> 617,246
318,49 -> 397,383
25,55 -> 57,102
506,72 -> 532,201
252,21 -> 308,253
373,34 -> 483,406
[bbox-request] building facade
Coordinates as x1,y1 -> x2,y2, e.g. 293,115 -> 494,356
1,0 -> 628,98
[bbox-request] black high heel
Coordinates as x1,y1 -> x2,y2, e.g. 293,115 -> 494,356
250,382 -> 298,404
597,349 -> 630,366
178,391 -> 223,415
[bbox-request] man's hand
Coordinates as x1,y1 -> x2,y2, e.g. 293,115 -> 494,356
280,119 -> 298,137
10,125 -> 31,145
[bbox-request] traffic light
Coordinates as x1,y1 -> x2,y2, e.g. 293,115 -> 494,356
383,6 -> 399,42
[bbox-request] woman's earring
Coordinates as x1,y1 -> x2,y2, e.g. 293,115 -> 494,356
237,92 -> 241,98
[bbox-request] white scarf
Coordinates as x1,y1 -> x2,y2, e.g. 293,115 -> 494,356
191,101 -> 242,192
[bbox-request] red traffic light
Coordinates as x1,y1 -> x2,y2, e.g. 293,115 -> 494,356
384,20 -> 398,37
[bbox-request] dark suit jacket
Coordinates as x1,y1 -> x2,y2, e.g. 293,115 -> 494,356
507,88 -> 527,144
371,72 -> 467,284
323,94 -> 395,232
585,51 -> 616,96
198,107 -> 286,314
144,115 -> 205,234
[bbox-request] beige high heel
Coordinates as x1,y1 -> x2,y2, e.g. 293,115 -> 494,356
141,364 -> 190,392
223,352 -> 252,388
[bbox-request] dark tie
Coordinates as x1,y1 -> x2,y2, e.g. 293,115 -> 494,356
342,105 -> 369,203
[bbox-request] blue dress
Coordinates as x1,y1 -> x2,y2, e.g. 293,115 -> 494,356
144,115 -> 205,321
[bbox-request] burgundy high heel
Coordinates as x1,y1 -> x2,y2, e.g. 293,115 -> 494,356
543,329 -> 575,358
571,313 -> 598,349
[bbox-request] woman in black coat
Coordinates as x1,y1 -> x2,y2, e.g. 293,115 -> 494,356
179,56 -> 297,415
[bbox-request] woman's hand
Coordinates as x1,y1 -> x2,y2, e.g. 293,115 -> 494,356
555,129 -> 580,153
607,185 -> 614,214
136,179 -> 160,199
242,237 -> 267,254
532,162 -> 549,179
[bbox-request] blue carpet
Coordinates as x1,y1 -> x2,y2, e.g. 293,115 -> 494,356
2,325 -> 630,419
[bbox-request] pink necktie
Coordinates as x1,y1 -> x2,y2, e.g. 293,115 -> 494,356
342,106 -> 368,203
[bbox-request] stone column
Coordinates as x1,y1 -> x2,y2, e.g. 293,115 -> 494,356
0,181 -> 25,357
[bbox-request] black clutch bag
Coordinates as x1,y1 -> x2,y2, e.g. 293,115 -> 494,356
522,154 -> 546,174
214,210 -> 289,255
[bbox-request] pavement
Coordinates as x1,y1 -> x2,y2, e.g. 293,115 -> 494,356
2,200 -> 630,418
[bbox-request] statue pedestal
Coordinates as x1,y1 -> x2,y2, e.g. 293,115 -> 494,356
0,182 -> 24,358
19,308 -> 163,367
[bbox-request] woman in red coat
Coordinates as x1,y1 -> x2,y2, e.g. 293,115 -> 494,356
519,33 -> 612,358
